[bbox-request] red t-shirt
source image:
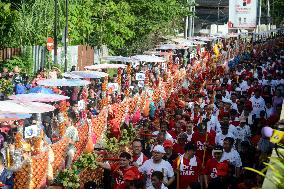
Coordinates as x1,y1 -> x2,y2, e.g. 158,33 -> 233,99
168,130 -> 179,140
173,143 -> 185,155
191,131 -> 215,165
110,164 -> 139,189
173,156 -> 202,189
205,158 -> 229,179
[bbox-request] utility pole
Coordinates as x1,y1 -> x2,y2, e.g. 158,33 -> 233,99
54,0 -> 58,64
267,0 -> 271,31
258,0 -> 262,32
64,0 -> 68,72
184,0 -> 189,39
217,0 -> 221,33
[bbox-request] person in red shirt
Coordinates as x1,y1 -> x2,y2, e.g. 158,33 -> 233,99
97,152 -> 140,189
173,142 -> 202,189
204,145 -> 229,188
191,120 -> 215,167
173,133 -> 188,156
132,139 -> 148,167
168,121 -> 182,141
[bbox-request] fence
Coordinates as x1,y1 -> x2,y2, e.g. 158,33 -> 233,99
0,48 -> 22,62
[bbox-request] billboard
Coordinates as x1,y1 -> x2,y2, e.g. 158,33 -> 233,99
228,0 -> 258,29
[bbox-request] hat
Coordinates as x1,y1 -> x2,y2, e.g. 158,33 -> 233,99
163,140 -> 173,148
152,145 -> 166,153
124,169 -> 140,181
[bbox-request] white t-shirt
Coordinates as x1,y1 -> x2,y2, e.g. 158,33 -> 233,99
221,149 -> 242,167
215,132 -> 235,146
235,125 -> 251,142
139,159 -> 174,188
152,131 -> 174,143
201,115 -> 221,133
250,96 -> 265,118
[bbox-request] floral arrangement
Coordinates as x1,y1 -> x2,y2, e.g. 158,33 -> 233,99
54,152 -> 99,188
103,127 -> 136,154
0,79 -> 14,96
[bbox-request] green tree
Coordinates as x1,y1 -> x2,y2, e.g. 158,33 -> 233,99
0,2 -> 18,48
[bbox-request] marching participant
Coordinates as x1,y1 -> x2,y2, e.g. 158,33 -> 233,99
173,143 -> 202,189
132,139 -> 148,167
97,152 -> 140,189
139,145 -> 175,188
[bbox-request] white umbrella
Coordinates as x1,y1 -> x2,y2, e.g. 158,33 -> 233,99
85,64 -> 126,70
9,93 -> 69,102
158,44 -> 179,50
132,55 -> 166,63
102,56 -> 124,61
37,79 -> 90,87
0,101 -> 55,114
62,72 -> 83,79
192,40 -> 207,45
71,71 -> 108,78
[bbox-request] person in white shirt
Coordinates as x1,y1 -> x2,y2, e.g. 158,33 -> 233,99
235,117 -> 251,151
265,101 -> 274,119
215,121 -> 235,146
139,145 -> 175,188
249,89 -> 265,118
201,105 -> 221,133
221,137 -> 242,177
152,122 -> 174,143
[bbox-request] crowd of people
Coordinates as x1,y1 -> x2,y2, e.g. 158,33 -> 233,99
0,33 -> 283,189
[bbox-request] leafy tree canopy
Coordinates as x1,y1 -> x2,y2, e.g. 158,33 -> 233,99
0,0 -> 190,54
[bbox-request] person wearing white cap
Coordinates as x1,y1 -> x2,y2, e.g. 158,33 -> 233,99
138,145 -> 175,188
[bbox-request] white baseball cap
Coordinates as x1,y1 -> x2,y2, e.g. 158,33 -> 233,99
152,145 -> 166,153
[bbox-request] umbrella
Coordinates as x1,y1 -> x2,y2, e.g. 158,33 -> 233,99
158,44 -> 179,50
192,40 -> 207,45
102,56 -> 137,63
132,55 -> 166,63
29,87 -> 54,94
37,79 -> 91,87
85,64 -> 127,70
0,113 -> 31,122
70,71 -> 108,78
102,56 -> 124,61
62,72 -> 83,79
9,93 -> 69,103
0,101 -> 55,114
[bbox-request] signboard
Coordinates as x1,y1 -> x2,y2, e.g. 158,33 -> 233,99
228,0 -> 258,29
136,73 -> 146,81
138,81 -> 144,88
47,37 -> 54,51
24,125 -> 39,139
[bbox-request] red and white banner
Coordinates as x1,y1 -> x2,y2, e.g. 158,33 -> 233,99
228,0 -> 258,29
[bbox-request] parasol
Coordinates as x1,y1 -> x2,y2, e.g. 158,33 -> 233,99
85,64 -> 127,70
102,56 -> 137,63
37,79 -> 90,87
192,40 -> 207,45
0,113 -> 31,122
29,87 -> 54,94
70,71 -> 108,78
131,55 -> 166,63
0,101 -> 55,114
158,44 -> 179,50
62,72 -> 83,79
9,93 -> 70,103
